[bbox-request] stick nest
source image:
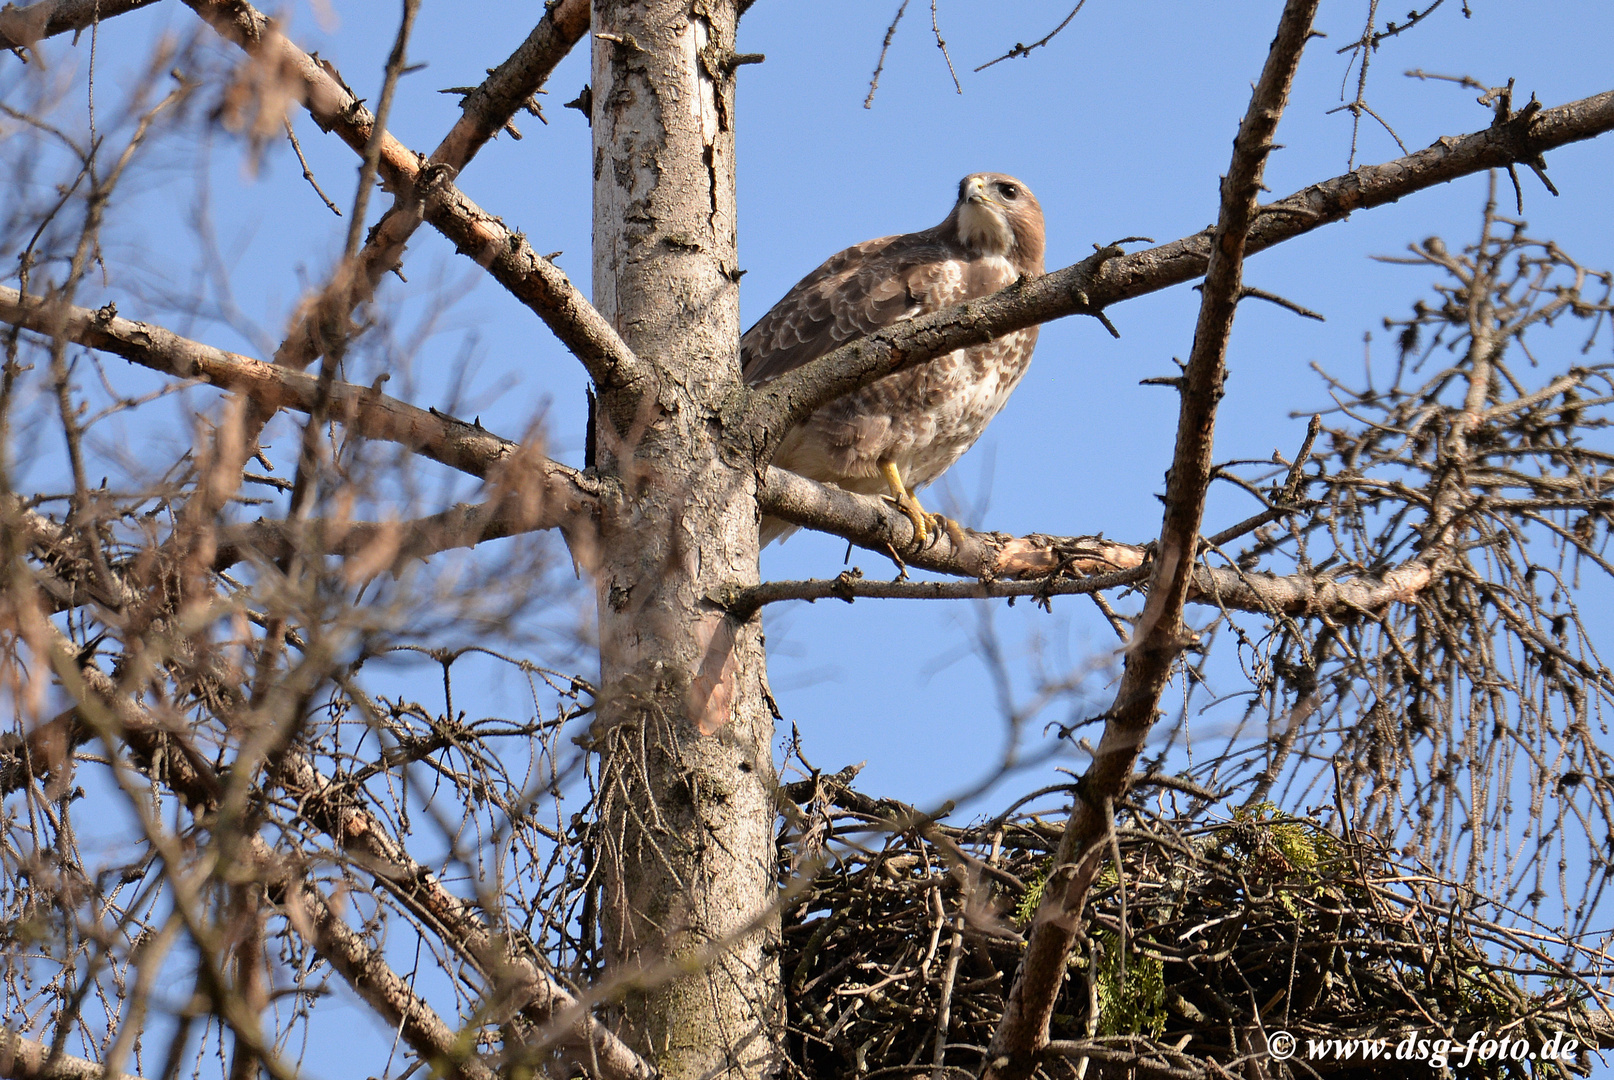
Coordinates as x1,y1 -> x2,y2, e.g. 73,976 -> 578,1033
778,776 -> 1611,1079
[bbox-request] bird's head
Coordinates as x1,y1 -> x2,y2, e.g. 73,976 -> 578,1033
950,173 -> 1045,273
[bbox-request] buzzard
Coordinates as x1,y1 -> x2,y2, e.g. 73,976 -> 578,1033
743,172 -> 1045,546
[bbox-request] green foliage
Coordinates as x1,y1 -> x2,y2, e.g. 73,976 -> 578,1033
1014,858 -> 1050,926
1220,802 -> 1346,919
1091,930 -> 1167,1039
1229,801 -> 1337,873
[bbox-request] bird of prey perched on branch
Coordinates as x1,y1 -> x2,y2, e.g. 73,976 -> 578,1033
743,172 -> 1046,546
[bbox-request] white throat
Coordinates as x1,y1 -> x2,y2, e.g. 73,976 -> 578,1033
956,200 -> 1015,256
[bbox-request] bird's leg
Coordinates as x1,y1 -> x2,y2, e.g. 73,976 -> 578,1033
879,461 -> 955,549
879,461 -> 928,545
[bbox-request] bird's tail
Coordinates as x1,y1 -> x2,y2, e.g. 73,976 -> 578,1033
759,516 -> 799,546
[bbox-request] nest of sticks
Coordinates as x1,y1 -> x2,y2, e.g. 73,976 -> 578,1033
777,773 -> 1610,1079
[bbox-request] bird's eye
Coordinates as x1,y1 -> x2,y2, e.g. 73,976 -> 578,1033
998,183 -> 1019,200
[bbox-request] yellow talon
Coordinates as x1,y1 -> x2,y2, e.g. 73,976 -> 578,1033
879,461 -> 928,546
879,461 -> 959,549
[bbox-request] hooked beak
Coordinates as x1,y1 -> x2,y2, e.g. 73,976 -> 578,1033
963,177 -> 996,207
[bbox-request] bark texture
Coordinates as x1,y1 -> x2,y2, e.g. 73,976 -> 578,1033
985,2 -> 1323,1076
588,2 -> 781,1077
0,1031 -> 141,1080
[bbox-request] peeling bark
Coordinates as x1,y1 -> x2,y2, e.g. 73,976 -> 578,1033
588,2 -> 780,1077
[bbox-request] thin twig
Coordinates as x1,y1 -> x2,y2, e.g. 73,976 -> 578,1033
930,0 -> 960,95
282,117 -> 341,215
865,0 -> 910,109
974,0 -> 1087,72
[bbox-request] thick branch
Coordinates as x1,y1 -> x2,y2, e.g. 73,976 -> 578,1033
746,468 -> 1435,617
757,465 -> 1103,579
0,288 -> 1426,625
270,0 -> 590,375
0,0 -> 159,53
267,727 -> 656,1080
297,881 -> 498,1080
716,557 -> 1436,621
93,702 -> 498,1080
5,465 -> 1433,631
985,4 -> 1322,1077
213,500 -> 533,572
746,84 -> 1614,444
758,466 -> 1262,588
433,0 -> 589,168
0,288 -> 597,516
179,0 -> 646,393
0,1031 -> 140,1080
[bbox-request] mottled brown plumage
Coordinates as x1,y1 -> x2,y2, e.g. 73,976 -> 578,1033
743,173 -> 1046,544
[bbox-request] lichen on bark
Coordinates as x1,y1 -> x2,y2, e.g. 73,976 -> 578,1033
588,2 -> 781,1077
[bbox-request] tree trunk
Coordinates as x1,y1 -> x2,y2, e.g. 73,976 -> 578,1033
588,2 -> 780,1077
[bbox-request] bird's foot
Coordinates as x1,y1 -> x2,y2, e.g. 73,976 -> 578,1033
879,461 -> 962,551
884,493 -> 964,551
885,490 -> 935,548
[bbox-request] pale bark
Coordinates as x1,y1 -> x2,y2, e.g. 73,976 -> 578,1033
42,638 -> 497,1080
10,8 -> 1613,1075
0,284 -> 1441,633
588,2 -> 780,1078
0,1031 -> 141,1080
270,0 -> 590,377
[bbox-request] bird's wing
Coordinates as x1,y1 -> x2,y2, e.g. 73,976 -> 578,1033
741,232 -> 969,386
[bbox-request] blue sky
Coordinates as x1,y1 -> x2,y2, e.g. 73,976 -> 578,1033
7,0 -> 1614,1073
737,1 -> 1614,806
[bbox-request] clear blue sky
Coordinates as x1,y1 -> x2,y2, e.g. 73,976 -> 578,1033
11,0 -> 1614,1074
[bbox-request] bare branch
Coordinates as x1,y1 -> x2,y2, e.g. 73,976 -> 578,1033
46,645 -> 501,1080
267,738 -> 657,1080
340,0 -> 420,263
973,0 -> 1089,72
434,0 -> 589,165
296,882 -> 500,1080
39,628 -> 654,1080
212,500 -> 538,573
0,0 -> 160,54
984,3 -> 1322,1075
1239,284 -> 1325,321
178,0 -> 647,394
270,0 -> 589,374
863,1 -> 909,109
0,288 -> 599,518
282,118 -> 341,215
0,1030 -> 141,1080
717,554 -> 1435,621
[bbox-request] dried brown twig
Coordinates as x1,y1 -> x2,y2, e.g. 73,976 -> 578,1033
986,7 -> 1323,1074
779,780 -> 1614,1080
4,4 -> 1614,1080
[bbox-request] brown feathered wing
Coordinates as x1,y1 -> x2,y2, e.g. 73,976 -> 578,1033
742,230 -> 972,386
743,174 -> 1044,545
